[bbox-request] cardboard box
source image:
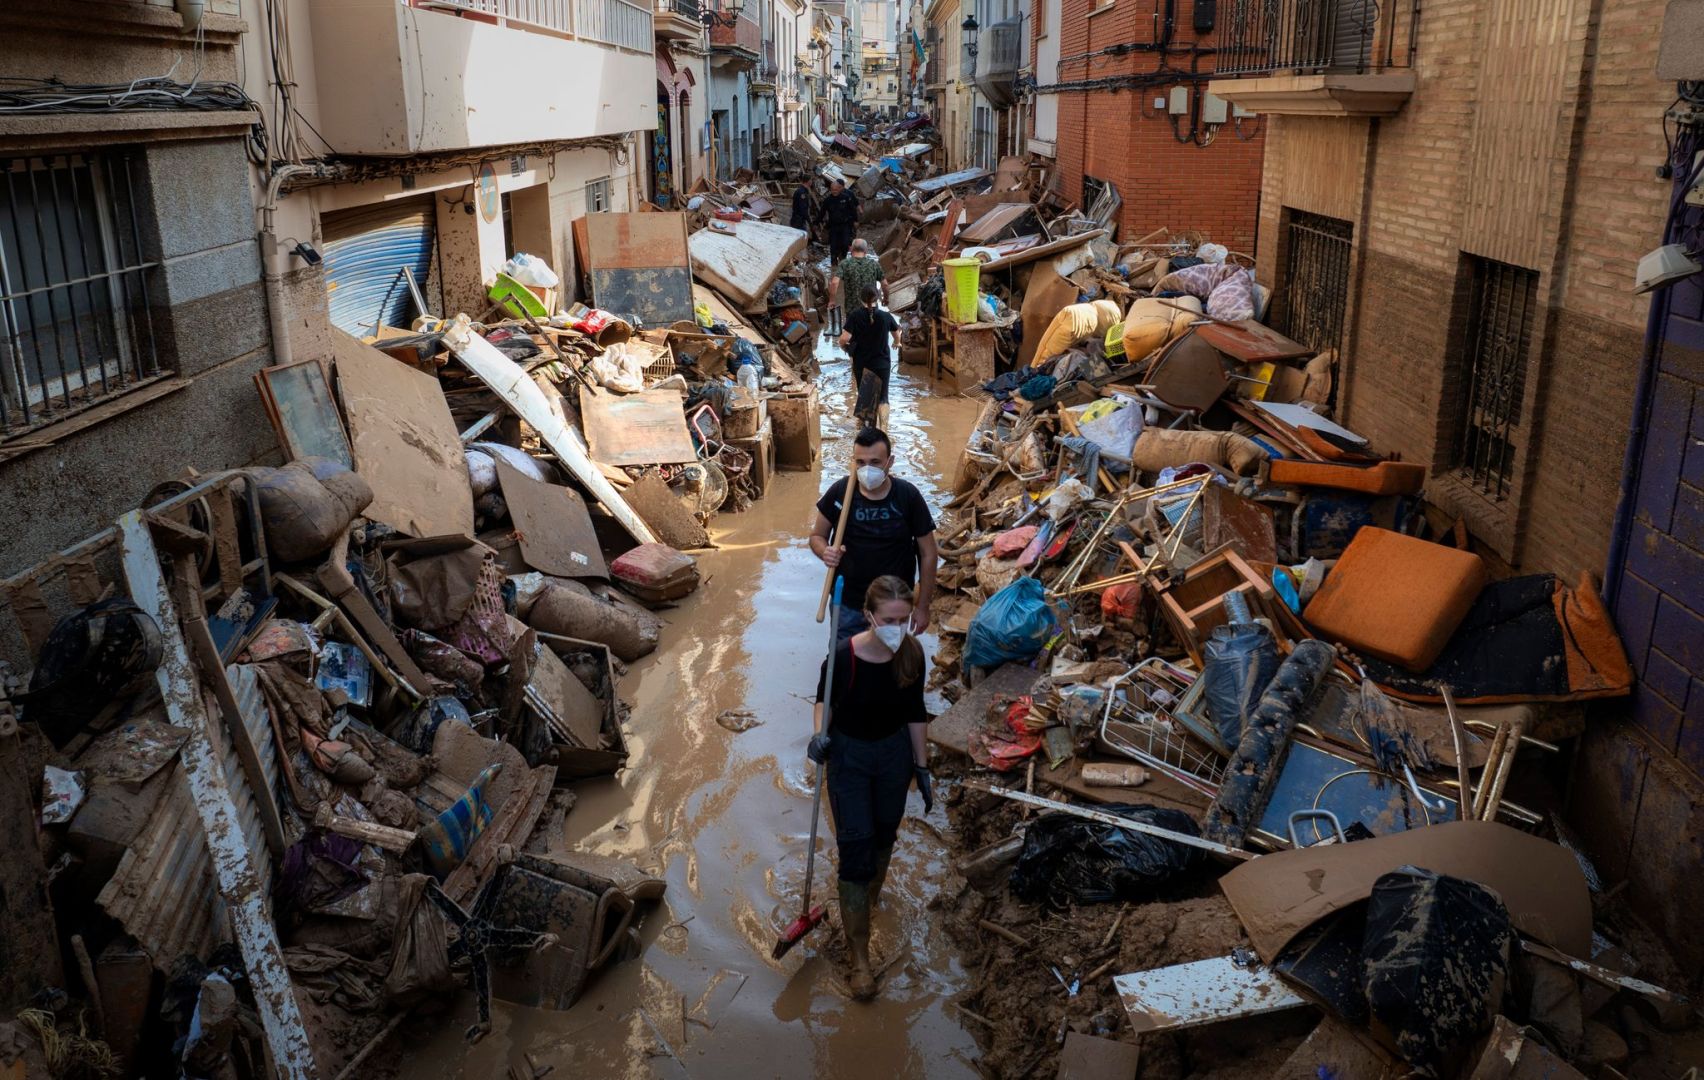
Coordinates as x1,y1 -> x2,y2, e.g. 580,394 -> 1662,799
722,393 -> 766,439
534,633 -> 629,779
731,418 -> 775,498
769,388 -> 821,470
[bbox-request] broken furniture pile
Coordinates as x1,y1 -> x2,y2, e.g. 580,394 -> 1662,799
0,239 -> 823,1075
919,233 -> 1688,1076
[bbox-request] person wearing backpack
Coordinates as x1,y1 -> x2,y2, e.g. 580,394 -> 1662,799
806,575 -> 934,999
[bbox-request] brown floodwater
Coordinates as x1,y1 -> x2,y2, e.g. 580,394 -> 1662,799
398,340 -> 984,1078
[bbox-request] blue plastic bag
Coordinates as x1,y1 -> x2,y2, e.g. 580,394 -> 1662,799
965,577 -> 1058,670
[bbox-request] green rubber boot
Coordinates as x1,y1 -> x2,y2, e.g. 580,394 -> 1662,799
838,879 -> 876,1000
868,844 -> 895,909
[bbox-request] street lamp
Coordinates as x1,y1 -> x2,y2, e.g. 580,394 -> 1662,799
960,13 -> 979,59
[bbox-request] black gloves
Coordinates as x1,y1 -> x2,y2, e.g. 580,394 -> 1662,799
807,732 -> 831,765
913,765 -> 934,815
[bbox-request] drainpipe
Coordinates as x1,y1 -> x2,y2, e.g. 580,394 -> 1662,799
258,163 -> 320,367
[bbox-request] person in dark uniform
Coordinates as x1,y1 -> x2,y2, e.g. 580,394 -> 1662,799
790,181 -> 812,233
807,574 -> 934,1000
838,284 -> 900,429
810,426 -> 938,642
819,177 -> 860,267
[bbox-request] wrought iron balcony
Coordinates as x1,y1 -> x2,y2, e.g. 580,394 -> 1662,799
1206,0 -> 1417,116
1215,0 -> 1414,76
654,0 -> 703,40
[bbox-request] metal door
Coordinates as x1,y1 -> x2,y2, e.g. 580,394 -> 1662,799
321,196 -> 436,337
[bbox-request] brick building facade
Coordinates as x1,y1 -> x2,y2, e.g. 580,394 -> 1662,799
1209,0 -> 1704,965
1030,1 -> 1266,252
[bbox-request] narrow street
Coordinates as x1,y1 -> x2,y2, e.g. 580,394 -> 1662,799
400,345 -> 984,1078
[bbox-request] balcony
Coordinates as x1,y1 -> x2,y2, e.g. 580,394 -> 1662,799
308,1 -> 655,155
709,12 -> 761,59
1206,0 -> 1416,117
973,17 -> 1021,107
654,0 -> 703,42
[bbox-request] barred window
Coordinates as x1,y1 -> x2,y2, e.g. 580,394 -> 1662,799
1453,255 -> 1539,501
585,176 -> 612,214
0,151 -> 160,439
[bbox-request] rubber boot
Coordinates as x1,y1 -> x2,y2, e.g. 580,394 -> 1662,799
838,879 -> 876,1000
868,844 -> 895,909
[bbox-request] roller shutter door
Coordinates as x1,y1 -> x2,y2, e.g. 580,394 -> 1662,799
321,197 -> 436,336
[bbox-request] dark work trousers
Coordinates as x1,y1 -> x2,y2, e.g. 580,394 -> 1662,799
834,604 -> 870,643
852,359 -> 891,409
826,727 -> 913,882
828,224 -> 854,267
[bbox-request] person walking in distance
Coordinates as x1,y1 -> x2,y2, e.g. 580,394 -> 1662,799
789,180 -> 812,233
829,238 -> 885,326
819,177 -> 859,270
810,427 -> 937,642
838,284 -> 900,429
806,575 -> 935,999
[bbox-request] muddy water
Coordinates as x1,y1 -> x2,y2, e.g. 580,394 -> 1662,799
399,342 -> 984,1078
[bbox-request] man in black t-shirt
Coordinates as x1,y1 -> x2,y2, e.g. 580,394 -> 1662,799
811,427 -> 938,640
838,284 -> 900,429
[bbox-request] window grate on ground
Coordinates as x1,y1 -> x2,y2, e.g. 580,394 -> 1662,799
0,150 -> 160,440
1454,255 -> 1539,501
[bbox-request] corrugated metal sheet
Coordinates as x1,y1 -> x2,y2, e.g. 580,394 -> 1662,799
96,762 -> 224,970
220,664 -> 280,889
322,197 -> 436,336
93,669 -> 281,972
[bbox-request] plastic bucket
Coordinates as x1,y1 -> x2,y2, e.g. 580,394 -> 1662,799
942,257 -> 981,324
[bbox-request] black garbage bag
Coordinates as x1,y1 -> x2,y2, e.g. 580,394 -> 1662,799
1362,867 -> 1513,1076
21,598 -> 163,748
1200,621 -> 1279,749
1009,803 -> 1204,908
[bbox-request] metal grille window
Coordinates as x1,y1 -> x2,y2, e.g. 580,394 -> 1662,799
1083,174 -> 1109,211
1454,256 -> 1539,501
1279,208 -> 1353,359
585,176 -> 612,213
0,151 -> 158,439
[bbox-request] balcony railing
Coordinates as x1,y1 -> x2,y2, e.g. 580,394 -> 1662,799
1215,0 -> 1415,76
709,12 -> 761,54
421,0 -> 651,51
973,17 -> 1021,106
656,0 -> 702,23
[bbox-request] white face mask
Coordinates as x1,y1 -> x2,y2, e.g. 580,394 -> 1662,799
872,623 -> 908,650
856,465 -> 888,490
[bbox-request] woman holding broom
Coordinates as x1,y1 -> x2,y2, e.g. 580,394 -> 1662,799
806,575 -> 935,999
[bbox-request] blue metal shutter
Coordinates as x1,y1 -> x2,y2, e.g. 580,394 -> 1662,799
320,197 -> 436,336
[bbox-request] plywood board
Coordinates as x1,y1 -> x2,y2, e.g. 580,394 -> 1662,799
333,330 -> 473,539
584,212 -> 694,328
1194,319 -> 1315,363
687,220 -> 809,308
621,473 -> 710,549
1250,401 -> 1368,445
578,386 -> 698,467
1218,820 -> 1592,964
1057,1033 -> 1141,1080
493,458 -> 608,579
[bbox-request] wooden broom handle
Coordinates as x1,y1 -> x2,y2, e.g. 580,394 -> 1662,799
816,474 -> 857,622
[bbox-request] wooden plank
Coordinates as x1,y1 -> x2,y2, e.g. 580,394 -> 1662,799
334,331 -> 474,539
119,512 -> 318,1080
578,385 -> 699,467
